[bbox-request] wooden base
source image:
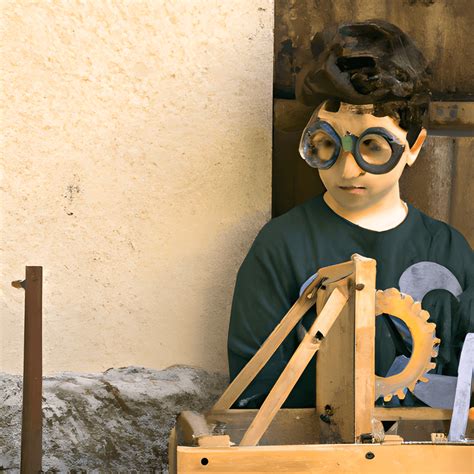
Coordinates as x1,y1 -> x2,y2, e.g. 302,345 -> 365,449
176,443 -> 474,473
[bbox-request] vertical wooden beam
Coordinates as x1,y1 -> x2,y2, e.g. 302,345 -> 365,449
315,282 -> 355,443
20,266 -> 43,473
352,255 -> 376,441
316,255 -> 377,443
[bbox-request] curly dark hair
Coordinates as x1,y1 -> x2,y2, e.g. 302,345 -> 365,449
296,20 -> 432,145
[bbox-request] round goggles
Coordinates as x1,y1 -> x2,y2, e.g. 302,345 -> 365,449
299,119 -> 406,175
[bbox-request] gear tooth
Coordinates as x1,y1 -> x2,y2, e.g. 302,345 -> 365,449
419,309 -> 430,321
428,362 -> 437,370
402,293 -> 414,305
407,382 -> 417,392
431,350 -> 439,357
419,376 -> 429,383
412,301 -> 422,313
384,394 -> 393,402
425,322 -> 436,334
433,337 -> 441,345
396,389 -> 406,400
385,288 -> 399,297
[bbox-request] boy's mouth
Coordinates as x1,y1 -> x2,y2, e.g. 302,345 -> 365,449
339,185 -> 366,194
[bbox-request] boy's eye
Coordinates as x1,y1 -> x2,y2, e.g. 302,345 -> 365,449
309,131 -> 336,161
359,134 -> 392,164
362,138 -> 381,152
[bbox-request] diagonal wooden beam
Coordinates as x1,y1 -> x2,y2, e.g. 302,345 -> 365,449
213,277 -> 321,411
239,285 -> 350,446
212,261 -> 353,411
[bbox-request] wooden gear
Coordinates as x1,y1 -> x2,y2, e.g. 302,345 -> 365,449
169,254 -> 473,473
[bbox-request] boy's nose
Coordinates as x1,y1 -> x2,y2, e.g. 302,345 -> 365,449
340,151 -> 365,178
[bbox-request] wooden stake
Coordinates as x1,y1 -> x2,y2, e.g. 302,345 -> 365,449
20,266 -> 43,473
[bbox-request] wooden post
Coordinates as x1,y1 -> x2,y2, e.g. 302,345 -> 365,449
20,266 -> 43,473
315,281 -> 355,443
353,255 -> 376,441
316,254 -> 376,443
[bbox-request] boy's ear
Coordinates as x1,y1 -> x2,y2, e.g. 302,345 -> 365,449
406,128 -> 427,166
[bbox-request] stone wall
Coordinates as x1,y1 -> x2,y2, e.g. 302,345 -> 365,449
0,366 -> 227,472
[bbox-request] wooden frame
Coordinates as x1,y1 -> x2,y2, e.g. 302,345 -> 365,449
169,254 -> 473,473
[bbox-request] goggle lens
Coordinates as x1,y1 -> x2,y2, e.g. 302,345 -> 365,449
308,130 -> 337,163
359,134 -> 393,165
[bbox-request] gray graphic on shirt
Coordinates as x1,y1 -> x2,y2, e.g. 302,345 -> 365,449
394,261 -> 462,348
399,261 -> 463,303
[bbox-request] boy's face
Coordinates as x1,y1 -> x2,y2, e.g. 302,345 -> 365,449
314,103 -> 426,212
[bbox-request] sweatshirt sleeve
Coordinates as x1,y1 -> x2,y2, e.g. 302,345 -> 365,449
424,227 -> 474,375
227,229 -> 298,408
451,229 -> 474,369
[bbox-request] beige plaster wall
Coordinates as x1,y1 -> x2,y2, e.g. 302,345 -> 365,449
1,1 -> 274,375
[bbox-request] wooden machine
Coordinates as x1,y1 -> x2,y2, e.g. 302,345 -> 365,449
169,254 -> 473,473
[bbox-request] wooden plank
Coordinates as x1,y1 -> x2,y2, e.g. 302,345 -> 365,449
240,286 -> 349,446
374,407 -> 453,421
176,411 -> 212,446
203,407 -> 453,447
197,436 -> 231,448
429,102 -> 474,131
168,427 -> 177,474
397,420 -> 451,442
353,255 -> 377,440
206,408 -> 319,446
316,282 -> 355,443
212,261 -> 353,411
449,137 -> 474,247
177,444 -> 474,473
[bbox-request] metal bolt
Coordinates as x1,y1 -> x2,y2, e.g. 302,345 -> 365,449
355,283 -> 365,291
365,452 -> 375,460
320,404 -> 334,424
320,414 -> 331,424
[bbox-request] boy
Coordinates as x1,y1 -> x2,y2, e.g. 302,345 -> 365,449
227,20 -> 473,408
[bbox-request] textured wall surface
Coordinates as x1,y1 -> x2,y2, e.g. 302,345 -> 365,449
1,1 -> 274,374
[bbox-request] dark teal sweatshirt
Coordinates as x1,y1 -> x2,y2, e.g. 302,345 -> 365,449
227,194 -> 474,408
